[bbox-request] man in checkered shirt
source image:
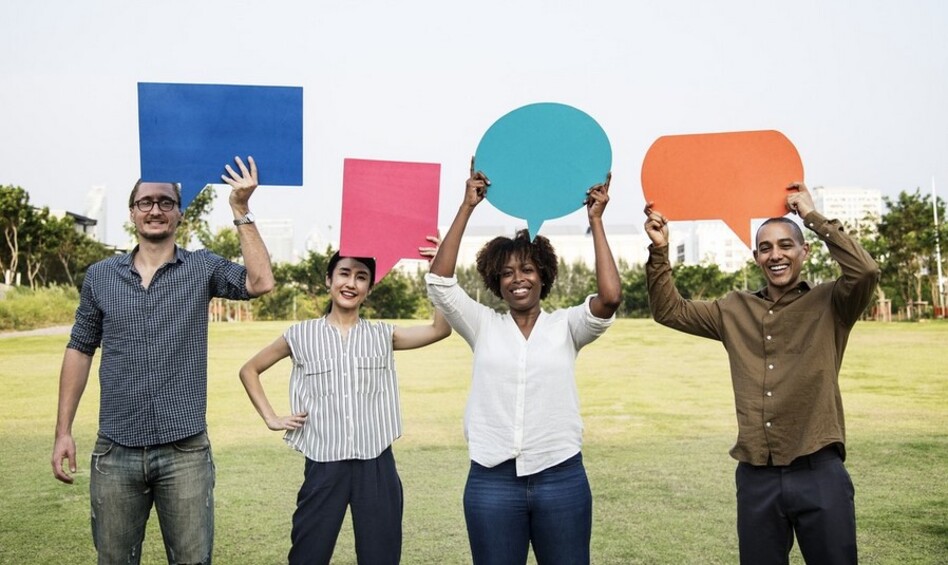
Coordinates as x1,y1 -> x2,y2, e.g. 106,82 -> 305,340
51,156 -> 275,564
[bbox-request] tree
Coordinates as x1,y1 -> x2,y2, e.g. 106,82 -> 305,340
364,270 -> 422,319
177,185 -> 217,249
45,218 -> 112,288
672,262 -> 735,300
546,259 -> 596,311
19,205 -> 49,289
802,230 -> 841,285
0,185 -> 32,285
203,226 -> 241,261
620,264 -> 649,318
875,189 -> 947,315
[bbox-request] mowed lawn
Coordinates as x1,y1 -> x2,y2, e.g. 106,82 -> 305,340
1,319 -> 945,564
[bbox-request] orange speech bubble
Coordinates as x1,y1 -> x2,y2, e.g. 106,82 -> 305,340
641,130 -> 803,249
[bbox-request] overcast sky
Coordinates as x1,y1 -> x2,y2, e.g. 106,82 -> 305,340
2,1 -> 946,251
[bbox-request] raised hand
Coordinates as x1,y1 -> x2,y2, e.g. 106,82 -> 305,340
644,202 -> 670,247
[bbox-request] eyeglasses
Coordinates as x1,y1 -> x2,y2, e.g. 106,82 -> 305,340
132,198 -> 178,212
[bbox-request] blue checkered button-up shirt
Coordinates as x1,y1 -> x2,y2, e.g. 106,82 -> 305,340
67,246 -> 250,447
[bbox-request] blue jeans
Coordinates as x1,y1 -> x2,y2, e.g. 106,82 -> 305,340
464,452 -> 592,565
89,431 -> 215,565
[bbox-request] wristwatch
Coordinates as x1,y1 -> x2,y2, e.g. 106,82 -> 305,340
233,212 -> 255,226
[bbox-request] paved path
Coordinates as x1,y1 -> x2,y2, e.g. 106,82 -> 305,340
0,325 -> 72,338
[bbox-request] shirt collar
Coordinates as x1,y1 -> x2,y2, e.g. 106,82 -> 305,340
753,280 -> 813,301
122,244 -> 185,268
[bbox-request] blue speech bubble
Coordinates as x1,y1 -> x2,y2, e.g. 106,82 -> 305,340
138,82 -> 303,209
474,103 -> 611,239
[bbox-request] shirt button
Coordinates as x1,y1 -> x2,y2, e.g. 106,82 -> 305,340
768,310 -> 774,315
768,364 -> 774,369
766,335 -> 772,341
765,422 -> 772,428
766,391 -> 773,397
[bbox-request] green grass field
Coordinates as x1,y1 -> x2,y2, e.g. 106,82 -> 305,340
1,319 -> 946,564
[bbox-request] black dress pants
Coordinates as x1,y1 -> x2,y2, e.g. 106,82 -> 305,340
735,446 -> 857,565
289,447 -> 403,565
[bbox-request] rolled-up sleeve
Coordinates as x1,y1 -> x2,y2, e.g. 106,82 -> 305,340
67,265 -> 103,355
568,294 -> 615,349
425,273 -> 488,348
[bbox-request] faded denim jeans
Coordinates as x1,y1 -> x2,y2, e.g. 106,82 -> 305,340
90,431 -> 215,565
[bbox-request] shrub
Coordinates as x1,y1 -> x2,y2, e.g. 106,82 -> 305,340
0,285 -> 78,331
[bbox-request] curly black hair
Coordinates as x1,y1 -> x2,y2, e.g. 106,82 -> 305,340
475,229 -> 558,300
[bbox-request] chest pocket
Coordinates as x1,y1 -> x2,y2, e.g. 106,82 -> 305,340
355,355 -> 389,394
300,360 -> 335,397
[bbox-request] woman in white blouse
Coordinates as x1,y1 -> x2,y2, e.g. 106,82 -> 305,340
426,160 -> 621,564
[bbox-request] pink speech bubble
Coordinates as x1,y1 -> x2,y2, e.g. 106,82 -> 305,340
641,130 -> 804,248
339,158 -> 441,283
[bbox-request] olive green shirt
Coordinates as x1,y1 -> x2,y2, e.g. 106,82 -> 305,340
646,212 -> 880,466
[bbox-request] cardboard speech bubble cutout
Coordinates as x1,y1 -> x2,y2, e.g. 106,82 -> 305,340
138,82 -> 303,209
474,103 -> 612,239
339,158 -> 441,284
640,130 -> 803,248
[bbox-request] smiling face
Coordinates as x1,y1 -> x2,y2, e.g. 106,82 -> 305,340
128,182 -> 181,243
753,220 -> 809,300
326,257 -> 373,312
498,253 -> 543,313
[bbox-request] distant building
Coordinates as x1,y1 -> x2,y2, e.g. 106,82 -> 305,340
812,186 -> 882,231
305,225 -> 337,256
85,185 -> 107,242
668,220 -> 756,273
256,218 -> 295,264
49,209 -> 98,237
453,224 -> 649,268
663,186 -> 884,273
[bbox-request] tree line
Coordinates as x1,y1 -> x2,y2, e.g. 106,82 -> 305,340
2,183 -> 945,319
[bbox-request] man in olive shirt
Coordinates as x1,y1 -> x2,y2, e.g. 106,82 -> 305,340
644,182 -> 879,565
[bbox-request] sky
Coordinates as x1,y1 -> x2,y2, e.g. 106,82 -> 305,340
2,1 -> 946,254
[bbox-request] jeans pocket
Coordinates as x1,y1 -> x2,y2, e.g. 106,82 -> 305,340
91,436 -> 117,477
92,436 -> 116,457
171,431 -> 211,453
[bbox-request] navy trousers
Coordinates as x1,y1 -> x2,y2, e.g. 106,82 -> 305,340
736,445 -> 857,565
289,447 -> 402,565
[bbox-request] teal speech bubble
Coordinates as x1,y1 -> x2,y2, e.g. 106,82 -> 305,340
475,103 -> 612,239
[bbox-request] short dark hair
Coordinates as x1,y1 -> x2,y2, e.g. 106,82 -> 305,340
128,179 -> 182,210
475,229 -> 558,300
326,251 -> 377,289
755,217 -> 805,248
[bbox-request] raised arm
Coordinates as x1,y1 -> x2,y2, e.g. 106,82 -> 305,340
222,156 -> 276,297
586,173 -> 621,319
644,202 -> 722,340
787,182 -> 880,325
51,348 -> 94,484
393,308 -> 452,350
429,157 -> 489,277
238,337 -> 307,432
398,234 -> 453,348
